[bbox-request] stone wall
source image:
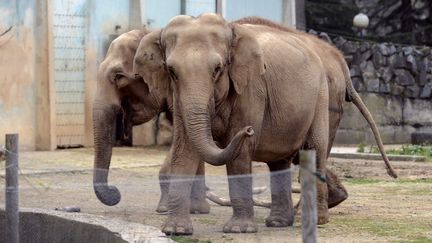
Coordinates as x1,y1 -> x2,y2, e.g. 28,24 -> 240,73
311,31 -> 432,144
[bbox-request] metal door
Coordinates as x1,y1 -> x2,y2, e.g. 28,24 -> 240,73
144,0 -> 181,28
224,0 -> 283,23
185,0 -> 216,16
53,0 -> 87,147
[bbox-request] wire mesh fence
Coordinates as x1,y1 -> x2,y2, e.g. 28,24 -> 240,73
0,144 -> 312,242
1,143 -> 432,242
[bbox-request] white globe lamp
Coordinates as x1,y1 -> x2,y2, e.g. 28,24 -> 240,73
353,13 -> 369,39
353,13 -> 369,28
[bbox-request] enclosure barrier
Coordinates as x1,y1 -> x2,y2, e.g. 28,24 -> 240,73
1,137 -> 318,242
5,134 -> 19,243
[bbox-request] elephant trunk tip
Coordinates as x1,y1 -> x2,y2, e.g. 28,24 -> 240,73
244,126 -> 255,137
94,184 -> 121,206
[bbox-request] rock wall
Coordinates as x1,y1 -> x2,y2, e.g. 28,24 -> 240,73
311,31 -> 432,144
306,0 -> 432,46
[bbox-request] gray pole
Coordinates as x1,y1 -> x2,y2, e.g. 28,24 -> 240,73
5,134 -> 19,243
129,0 -> 142,30
295,0 -> 306,30
300,150 -> 317,243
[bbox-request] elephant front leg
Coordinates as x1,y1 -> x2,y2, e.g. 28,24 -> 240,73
223,153 -> 256,233
162,151 -> 201,235
190,161 -> 210,214
265,160 -> 294,227
162,174 -> 195,235
156,153 -> 172,213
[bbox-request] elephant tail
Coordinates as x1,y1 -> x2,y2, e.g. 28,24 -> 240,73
343,64 -> 398,179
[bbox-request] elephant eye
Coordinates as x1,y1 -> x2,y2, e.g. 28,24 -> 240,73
167,66 -> 178,82
213,64 -> 222,80
114,74 -> 122,81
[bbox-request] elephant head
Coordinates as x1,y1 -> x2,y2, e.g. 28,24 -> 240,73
93,29 -> 168,206
133,14 -> 264,166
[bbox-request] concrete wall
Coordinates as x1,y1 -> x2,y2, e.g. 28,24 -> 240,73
336,93 -> 432,144
0,0 -> 134,150
0,208 -> 173,242
0,0 -> 38,150
0,0 -> 297,150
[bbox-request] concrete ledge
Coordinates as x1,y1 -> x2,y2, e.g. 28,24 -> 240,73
0,207 -> 174,243
330,152 -> 427,162
411,132 -> 432,145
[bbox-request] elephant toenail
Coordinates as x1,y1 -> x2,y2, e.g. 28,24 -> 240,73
176,227 -> 185,234
231,226 -> 241,233
246,226 -> 256,233
163,226 -> 174,234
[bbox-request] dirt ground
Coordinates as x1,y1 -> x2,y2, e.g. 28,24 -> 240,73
0,146 -> 431,242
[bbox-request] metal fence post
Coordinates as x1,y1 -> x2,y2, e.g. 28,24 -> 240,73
5,134 -> 19,243
300,150 -> 317,243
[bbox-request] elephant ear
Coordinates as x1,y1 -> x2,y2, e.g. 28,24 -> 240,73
229,24 -> 266,95
134,30 -> 170,96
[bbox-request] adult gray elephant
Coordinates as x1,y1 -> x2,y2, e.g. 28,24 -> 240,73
134,14 -> 398,235
132,13 -> 322,234
92,29 -> 211,213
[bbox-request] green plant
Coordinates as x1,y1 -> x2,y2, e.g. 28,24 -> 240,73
357,143 -> 379,153
387,145 -> 432,160
357,144 -> 432,161
357,142 -> 366,153
369,145 -> 379,154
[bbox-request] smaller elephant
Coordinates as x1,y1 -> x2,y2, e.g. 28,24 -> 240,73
92,29 -> 272,215
92,29 -> 211,213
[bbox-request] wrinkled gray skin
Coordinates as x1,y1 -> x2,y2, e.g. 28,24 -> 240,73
134,13 -> 331,235
92,29 -> 210,213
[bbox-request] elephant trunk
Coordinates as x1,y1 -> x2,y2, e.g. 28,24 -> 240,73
93,102 -> 121,206
181,101 -> 254,166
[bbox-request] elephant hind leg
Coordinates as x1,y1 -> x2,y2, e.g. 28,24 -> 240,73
190,161 -> 210,214
305,87 -> 330,225
265,159 -> 294,227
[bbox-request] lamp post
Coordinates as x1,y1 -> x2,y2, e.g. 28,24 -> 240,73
353,13 -> 369,40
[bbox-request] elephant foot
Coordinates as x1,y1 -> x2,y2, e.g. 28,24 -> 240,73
156,204 -> 168,214
156,196 -> 169,214
190,199 -> 210,214
223,217 -> 257,233
317,209 -> 330,225
327,183 -> 348,209
327,168 -> 348,209
265,213 -> 294,227
162,216 -> 193,235
328,190 -> 348,209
